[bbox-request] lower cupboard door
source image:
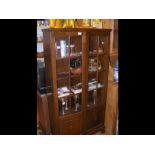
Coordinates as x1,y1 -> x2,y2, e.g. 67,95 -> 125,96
59,116 -> 82,135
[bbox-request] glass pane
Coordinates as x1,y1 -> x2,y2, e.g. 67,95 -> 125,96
56,33 -> 83,116
70,35 -> 82,113
56,36 -> 71,116
87,35 -> 107,108
97,35 -> 107,106
88,35 -> 98,108
57,75 -> 71,116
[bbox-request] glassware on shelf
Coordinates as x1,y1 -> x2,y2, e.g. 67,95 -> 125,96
74,94 -> 80,112
93,89 -> 97,105
65,98 -> 69,110
61,98 -> 66,115
60,98 -> 69,115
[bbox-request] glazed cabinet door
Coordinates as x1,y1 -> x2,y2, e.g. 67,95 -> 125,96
54,31 -> 83,117
86,32 -> 110,133
53,31 -> 84,134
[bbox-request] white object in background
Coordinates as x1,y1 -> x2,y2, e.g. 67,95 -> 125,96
37,43 -> 44,53
37,28 -> 43,41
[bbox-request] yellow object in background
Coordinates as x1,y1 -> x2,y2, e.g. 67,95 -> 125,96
55,19 -> 63,28
63,19 -> 76,28
49,19 -> 56,28
82,19 -> 91,27
74,19 -> 79,28
49,19 -> 78,28
91,19 -> 102,28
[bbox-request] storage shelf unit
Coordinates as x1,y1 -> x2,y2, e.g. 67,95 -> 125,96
42,28 -> 111,135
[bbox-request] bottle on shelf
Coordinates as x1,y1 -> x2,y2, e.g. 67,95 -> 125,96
74,94 -> 80,112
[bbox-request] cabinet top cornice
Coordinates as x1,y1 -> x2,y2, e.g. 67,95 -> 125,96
42,28 -> 112,33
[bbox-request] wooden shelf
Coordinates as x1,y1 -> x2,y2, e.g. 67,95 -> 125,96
70,54 -> 82,59
57,71 -> 82,80
71,73 -> 82,78
56,54 -> 82,60
57,71 -> 70,79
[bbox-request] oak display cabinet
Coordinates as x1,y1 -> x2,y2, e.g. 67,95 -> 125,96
42,28 -> 111,135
